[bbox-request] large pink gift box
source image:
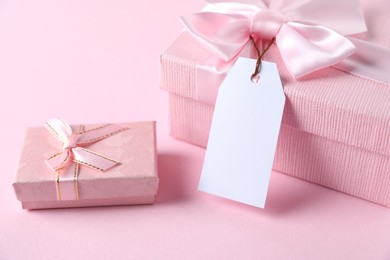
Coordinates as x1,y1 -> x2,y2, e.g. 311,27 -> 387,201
13,121 -> 158,210
160,1 -> 390,207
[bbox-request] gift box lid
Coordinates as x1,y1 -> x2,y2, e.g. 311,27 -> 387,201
13,121 -> 158,202
160,0 -> 390,158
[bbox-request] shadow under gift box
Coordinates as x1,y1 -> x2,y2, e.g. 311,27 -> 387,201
160,3 -> 390,207
13,121 -> 159,210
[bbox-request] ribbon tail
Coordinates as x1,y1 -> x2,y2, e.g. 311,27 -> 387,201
76,124 -> 129,145
72,147 -> 119,172
276,22 -> 356,79
332,38 -> 390,86
45,118 -> 73,143
181,12 -> 251,61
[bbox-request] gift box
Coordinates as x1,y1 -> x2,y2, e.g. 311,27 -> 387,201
160,0 -> 390,207
13,120 -> 159,210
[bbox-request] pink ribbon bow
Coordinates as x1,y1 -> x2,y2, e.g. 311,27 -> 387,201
45,118 -> 128,172
181,0 -> 367,78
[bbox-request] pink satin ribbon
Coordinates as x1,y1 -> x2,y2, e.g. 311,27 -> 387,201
45,118 -> 129,200
181,0 -> 390,86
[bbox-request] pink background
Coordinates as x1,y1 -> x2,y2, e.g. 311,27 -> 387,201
1,1 -> 389,259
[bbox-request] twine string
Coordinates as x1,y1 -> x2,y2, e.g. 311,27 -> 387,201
250,36 -> 275,82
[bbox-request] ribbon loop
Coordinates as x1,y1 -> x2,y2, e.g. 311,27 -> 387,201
251,10 -> 286,39
277,22 -> 357,78
46,150 -> 71,171
63,134 -> 79,149
181,0 -> 367,78
181,12 -> 251,61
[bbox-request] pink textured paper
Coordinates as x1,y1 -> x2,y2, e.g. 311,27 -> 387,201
169,93 -> 390,207
13,121 -> 158,209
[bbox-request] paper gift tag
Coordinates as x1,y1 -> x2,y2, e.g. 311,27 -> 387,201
199,57 -> 285,208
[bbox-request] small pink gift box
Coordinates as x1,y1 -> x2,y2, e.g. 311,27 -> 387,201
13,121 -> 159,210
160,0 -> 390,207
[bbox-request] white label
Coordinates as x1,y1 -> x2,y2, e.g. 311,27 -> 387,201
199,57 -> 285,208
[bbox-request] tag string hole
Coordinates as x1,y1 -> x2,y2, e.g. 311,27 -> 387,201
251,74 -> 260,83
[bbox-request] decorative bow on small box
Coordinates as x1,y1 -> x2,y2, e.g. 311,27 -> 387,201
45,118 -> 129,201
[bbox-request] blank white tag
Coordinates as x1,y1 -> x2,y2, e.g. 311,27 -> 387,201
199,57 -> 285,208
